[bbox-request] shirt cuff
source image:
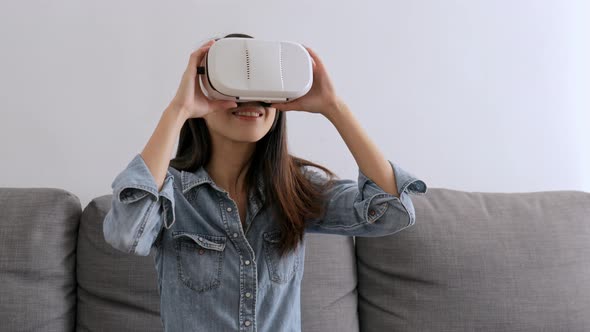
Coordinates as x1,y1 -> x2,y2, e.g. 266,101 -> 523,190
111,153 -> 176,228
358,160 -> 428,224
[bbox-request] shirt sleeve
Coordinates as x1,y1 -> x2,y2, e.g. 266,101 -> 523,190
303,160 -> 427,237
102,153 -> 176,256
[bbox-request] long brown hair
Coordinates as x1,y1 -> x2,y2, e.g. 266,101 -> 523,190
170,33 -> 337,258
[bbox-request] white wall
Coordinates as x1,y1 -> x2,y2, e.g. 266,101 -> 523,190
1,0 -> 588,208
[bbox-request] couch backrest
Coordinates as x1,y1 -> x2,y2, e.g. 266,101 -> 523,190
356,188 -> 590,331
0,188 -> 81,332
11,186 -> 587,331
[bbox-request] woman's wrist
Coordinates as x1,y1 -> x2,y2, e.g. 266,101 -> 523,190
166,102 -> 190,123
323,97 -> 348,123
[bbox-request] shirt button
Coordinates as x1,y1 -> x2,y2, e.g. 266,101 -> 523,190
198,249 -> 205,255
227,207 -> 232,212
369,209 -> 376,216
244,320 -> 251,326
245,260 -> 250,265
233,233 -> 238,238
246,292 -> 251,298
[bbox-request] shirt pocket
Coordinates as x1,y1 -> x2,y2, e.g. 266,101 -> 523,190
172,231 -> 227,293
262,230 -> 301,284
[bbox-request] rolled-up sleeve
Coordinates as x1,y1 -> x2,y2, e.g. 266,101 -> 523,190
103,153 -> 176,256
304,160 -> 427,237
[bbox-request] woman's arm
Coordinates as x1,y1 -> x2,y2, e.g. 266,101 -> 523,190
323,98 -> 400,198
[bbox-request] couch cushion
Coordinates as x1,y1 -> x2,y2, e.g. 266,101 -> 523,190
79,194 -> 358,331
300,234 -> 359,332
356,188 -> 590,331
76,195 -> 162,331
0,188 -> 81,332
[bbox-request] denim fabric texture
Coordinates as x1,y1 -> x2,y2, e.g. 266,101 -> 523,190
103,153 -> 427,331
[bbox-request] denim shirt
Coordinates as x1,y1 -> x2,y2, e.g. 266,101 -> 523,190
103,153 -> 427,332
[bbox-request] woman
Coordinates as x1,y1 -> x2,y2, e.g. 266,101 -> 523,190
103,33 -> 427,332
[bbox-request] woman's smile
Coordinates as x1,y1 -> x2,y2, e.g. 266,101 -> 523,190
233,113 -> 262,121
231,105 -> 265,121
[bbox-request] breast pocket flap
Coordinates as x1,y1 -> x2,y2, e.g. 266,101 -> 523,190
172,232 -> 227,251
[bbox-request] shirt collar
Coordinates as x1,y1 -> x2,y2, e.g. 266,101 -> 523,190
180,166 -> 266,205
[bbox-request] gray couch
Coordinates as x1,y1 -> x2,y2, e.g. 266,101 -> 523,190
1,187 -> 589,331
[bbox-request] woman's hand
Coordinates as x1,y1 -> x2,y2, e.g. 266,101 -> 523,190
169,40 -> 238,119
270,45 -> 342,117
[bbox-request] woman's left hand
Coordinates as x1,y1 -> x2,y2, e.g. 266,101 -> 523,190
270,46 -> 342,117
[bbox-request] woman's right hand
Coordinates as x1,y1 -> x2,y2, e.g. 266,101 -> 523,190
170,39 -> 238,119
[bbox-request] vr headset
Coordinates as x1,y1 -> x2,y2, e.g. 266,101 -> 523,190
197,37 -> 313,107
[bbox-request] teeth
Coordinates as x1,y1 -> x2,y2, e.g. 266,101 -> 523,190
233,112 -> 260,117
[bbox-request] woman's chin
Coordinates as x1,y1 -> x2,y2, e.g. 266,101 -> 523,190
227,132 -> 266,144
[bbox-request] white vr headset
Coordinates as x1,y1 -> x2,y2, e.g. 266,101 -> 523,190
197,37 -> 313,106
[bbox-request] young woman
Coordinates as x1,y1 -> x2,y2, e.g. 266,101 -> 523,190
103,33 -> 427,332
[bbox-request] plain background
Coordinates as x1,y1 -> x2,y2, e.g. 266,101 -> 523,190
1,0 -> 588,208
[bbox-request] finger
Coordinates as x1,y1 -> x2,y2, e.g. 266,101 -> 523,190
187,46 -> 211,73
198,39 -> 216,48
270,102 -> 286,110
191,41 -> 214,62
215,100 -> 238,109
204,100 -> 236,115
304,46 -> 325,71
194,73 -> 206,98
187,41 -> 215,74
271,102 -> 296,110
208,101 -> 238,115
